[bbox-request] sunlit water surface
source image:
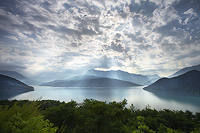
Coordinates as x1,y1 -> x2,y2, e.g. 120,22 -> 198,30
9,86 -> 200,113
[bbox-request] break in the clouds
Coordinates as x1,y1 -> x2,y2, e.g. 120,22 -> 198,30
0,0 -> 200,79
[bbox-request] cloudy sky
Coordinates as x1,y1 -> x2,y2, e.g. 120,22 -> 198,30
0,0 -> 200,80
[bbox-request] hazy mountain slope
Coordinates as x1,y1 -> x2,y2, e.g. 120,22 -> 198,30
40,77 -> 141,87
142,77 -> 160,85
0,74 -> 34,99
169,64 -> 200,78
144,70 -> 200,94
43,75 -> 99,85
67,75 -> 98,81
85,69 -> 160,85
0,70 -> 40,85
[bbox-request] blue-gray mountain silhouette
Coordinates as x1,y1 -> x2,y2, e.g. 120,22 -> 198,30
85,69 -> 160,85
0,70 -> 40,85
40,75 -> 141,87
169,64 -> 200,78
0,74 -> 34,99
144,70 -> 200,94
142,77 -> 160,85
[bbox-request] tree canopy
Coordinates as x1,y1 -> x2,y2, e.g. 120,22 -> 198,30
0,99 -> 200,133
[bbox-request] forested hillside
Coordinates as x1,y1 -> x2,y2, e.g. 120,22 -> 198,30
0,99 -> 200,133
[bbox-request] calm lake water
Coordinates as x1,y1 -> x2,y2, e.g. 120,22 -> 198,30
8,86 -> 200,113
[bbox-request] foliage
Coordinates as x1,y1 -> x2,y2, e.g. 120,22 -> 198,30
0,101 -> 57,133
44,100 -> 78,132
0,99 -> 200,133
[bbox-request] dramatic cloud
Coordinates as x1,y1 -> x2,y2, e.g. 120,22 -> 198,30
0,0 -> 200,79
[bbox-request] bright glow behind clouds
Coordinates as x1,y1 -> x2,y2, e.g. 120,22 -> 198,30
0,0 -> 200,78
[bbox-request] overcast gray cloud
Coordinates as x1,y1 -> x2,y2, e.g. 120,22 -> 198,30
0,0 -> 200,79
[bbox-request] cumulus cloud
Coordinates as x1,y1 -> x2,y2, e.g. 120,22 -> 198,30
0,0 -> 200,78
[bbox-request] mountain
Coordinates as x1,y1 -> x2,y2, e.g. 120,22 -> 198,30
144,70 -> 200,94
169,64 -> 200,78
0,70 -> 40,85
0,74 -> 34,99
85,69 -> 160,85
67,75 -> 98,81
43,75 -> 99,85
142,78 -> 160,85
40,76 -> 141,87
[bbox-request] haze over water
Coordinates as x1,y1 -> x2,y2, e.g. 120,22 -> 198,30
9,86 -> 200,113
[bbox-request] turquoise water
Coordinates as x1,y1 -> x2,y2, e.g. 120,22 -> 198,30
9,86 -> 200,113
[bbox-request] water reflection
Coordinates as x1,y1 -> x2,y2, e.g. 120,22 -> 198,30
149,91 -> 200,107
6,86 -> 200,113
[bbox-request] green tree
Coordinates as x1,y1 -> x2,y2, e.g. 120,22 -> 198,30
2,113 -> 57,133
133,116 -> 156,133
44,100 -> 78,132
0,101 -> 57,133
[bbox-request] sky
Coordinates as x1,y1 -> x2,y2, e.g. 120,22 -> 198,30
0,0 -> 200,80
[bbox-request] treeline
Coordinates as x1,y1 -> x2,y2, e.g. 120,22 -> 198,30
0,99 -> 200,133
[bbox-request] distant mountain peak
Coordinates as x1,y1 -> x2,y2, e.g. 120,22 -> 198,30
170,64 -> 200,78
85,69 -> 160,85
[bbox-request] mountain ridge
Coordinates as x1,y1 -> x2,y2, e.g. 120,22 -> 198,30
85,69 -> 160,85
144,70 -> 200,94
0,70 -> 40,85
169,64 -> 200,78
0,74 -> 34,99
40,76 -> 141,87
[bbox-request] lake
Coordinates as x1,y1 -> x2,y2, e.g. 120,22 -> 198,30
8,86 -> 200,113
